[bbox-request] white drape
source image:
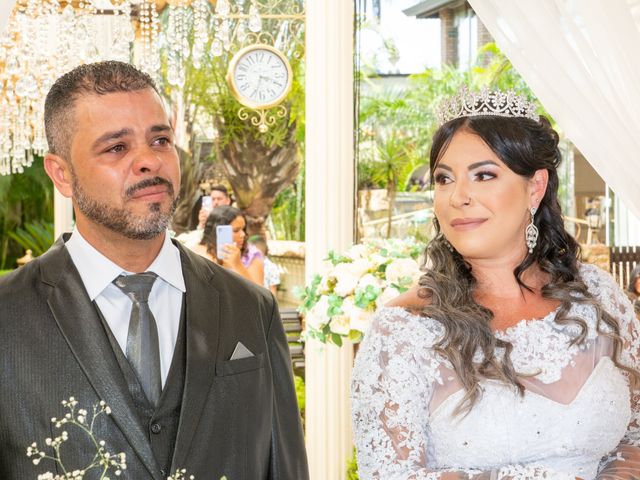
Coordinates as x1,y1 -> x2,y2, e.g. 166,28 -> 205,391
468,0 -> 640,219
0,0 -> 16,35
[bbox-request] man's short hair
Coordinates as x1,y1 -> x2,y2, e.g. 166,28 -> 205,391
44,61 -> 159,161
210,185 -> 229,197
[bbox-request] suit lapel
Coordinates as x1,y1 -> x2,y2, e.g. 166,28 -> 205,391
40,238 -> 161,479
172,244 -> 220,470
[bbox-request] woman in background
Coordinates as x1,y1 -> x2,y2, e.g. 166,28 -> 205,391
191,206 -> 264,286
249,235 -> 281,296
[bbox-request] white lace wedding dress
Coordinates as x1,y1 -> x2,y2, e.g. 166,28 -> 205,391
352,263 -> 640,479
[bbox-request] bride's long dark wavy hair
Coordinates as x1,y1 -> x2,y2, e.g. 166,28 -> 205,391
419,114 -> 640,414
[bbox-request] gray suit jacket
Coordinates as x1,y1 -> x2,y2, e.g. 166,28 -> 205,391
0,236 -> 308,479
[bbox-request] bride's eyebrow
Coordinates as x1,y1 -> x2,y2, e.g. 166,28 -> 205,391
434,160 -> 499,172
468,160 -> 499,170
433,163 -> 451,171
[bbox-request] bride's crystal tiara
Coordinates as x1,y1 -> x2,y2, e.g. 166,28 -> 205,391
436,86 -> 540,125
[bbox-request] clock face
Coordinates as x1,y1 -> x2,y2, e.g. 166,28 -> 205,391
228,45 -> 292,109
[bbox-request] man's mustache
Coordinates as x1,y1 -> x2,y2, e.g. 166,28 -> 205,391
125,177 -> 175,199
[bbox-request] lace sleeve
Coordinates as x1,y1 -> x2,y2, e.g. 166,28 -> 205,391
580,264 -> 640,478
351,308 -> 575,480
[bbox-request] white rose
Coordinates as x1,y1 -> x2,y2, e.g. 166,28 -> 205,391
369,253 -> 388,268
333,261 -> 369,297
385,258 -> 420,285
347,258 -> 372,277
357,273 -> 384,290
306,295 -> 330,329
334,273 -> 360,297
347,244 -> 368,260
349,307 -> 373,336
376,286 -> 402,309
341,296 -> 356,315
319,274 -> 332,294
329,315 -> 351,336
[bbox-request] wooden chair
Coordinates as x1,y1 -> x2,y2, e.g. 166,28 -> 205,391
279,308 -> 305,376
609,246 -> 640,289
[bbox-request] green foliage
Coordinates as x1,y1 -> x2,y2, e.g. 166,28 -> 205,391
357,42 -> 555,194
160,1 -> 306,151
326,250 -> 352,266
295,274 -> 322,314
0,156 -> 54,268
326,294 -> 344,318
294,374 -> 305,416
269,163 -> 305,241
354,284 -> 381,310
8,220 -> 54,257
391,275 -> 413,293
346,448 -> 359,480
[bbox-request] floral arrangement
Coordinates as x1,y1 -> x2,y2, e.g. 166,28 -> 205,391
27,397 -> 226,480
297,238 -> 424,345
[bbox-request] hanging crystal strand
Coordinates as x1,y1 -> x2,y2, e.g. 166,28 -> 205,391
248,1 -> 262,33
166,1 -> 188,87
191,0 -> 210,69
217,0 -> 230,16
137,0 -> 161,81
236,19 -> 248,44
111,1 -> 134,63
0,95 -> 10,175
11,101 -> 28,174
220,19 -> 232,51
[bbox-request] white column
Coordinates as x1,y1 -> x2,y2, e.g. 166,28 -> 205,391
0,0 -> 16,35
305,1 -> 355,479
54,190 -> 74,239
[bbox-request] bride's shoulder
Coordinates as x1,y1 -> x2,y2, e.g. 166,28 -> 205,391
385,285 -> 431,310
370,286 -> 443,342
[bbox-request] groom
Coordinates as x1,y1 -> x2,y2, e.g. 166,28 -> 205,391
0,61 -> 308,479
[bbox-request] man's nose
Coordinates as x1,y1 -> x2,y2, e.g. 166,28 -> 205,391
132,145 -> 162,174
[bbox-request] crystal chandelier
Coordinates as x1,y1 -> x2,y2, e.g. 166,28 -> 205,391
0,0 -> 134,175
0,0 -> 268,176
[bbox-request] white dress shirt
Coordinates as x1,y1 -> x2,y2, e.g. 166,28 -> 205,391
65,228 -> 186,387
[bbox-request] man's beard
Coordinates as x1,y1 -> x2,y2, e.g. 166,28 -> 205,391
72,175 -> 178,240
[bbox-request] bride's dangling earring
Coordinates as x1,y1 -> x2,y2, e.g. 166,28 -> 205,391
525,207 -> 539,253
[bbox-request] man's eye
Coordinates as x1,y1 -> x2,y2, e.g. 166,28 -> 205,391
106,144 -> 126,153
153,137 -> 172,146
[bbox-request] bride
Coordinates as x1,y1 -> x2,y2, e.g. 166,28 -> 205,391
351,88 -> 640,479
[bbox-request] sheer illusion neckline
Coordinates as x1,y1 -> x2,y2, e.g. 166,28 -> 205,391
428,356 -> 613,421
492,305 -> 562,335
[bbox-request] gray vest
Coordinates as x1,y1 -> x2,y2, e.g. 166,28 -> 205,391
95,298 -> 186,478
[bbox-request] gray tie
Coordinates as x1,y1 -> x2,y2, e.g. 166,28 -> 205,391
113,272 -> 162,408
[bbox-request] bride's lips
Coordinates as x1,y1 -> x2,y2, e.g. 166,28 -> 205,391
450,218 -> 487,230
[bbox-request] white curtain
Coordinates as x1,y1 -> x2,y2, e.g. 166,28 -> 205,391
468,0 -> 640,219
0,0 -> 16,35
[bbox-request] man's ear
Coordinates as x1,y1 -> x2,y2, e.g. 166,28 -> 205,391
44,153 -> 73,198
529,169 -> 549,207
